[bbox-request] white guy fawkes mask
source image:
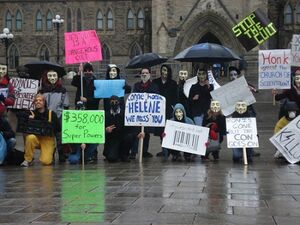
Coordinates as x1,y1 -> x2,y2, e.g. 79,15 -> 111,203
179,70 -> 188,81
47,71 -> 58,85
175,108 -> 184,121
109,67 -> 118,79
197,69 -> 207,82
161,66 -> 168,79
229,70 -> 238,81
294,74 -> 300,88
210,100 -> 221,113
0,65 -> 7,78
235,101 -> 247,114
141,69 -> 151,83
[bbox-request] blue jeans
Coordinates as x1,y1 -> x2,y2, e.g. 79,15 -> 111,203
68,144 -> 98,164
232,148 -> 253,163
7,138 -> 16,152
194,115 -> 204,126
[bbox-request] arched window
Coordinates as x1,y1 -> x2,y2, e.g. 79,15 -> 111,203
296,3 -> 300,23
9,45 -> 19,69
36,10 -> 43,31
15,10 -> 22,31
130,43 -> 142,58
137,9 -> 144,29
96,10 -> 103,30
77,9 -> 82,31
5,11 -> 13,31
67,8 -> 72,32
127,10 -> 134,29
46,11 -> 53,31
107,10 -> 113,30
284,4 -> 293,25
39,45 -> 50,61
100,44 -> 111,68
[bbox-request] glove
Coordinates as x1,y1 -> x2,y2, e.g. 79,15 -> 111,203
161,132 -> 166,138
0,94 -> 5,102
209,130 -> 218,140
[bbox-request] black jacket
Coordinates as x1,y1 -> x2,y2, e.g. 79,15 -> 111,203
0,117 -> 15,140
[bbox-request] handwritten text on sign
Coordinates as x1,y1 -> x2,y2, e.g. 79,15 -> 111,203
125,93 -> 166,127
232,9 -> 277,51
258,49 -> 291,89
9,78 -> 38,110
62,110 -> 105,143
226,117 -> 259,148
162,120 -> 209,156
291,34 -> 300,66
65,30 -> 102,64
270,115 -> 300,164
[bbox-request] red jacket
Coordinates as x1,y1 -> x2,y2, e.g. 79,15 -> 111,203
0,75 -> 15,115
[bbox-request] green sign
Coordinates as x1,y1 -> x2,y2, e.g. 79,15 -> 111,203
62,110 -> 105,143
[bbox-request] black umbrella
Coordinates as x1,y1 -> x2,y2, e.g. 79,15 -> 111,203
125,53 -> 168,69
24,60 -> 66,80
174,43 -> 241,63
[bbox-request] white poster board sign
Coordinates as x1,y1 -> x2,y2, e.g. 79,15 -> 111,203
210,76 -> 256,116
162,120 -> 209,155
291,34 -> 300,67
125,93 -> 166,127
183,70 -> 220,98
270,115 -> 300,164
0,88 -> 8,98
258,49 -> 291,89
226,117 -> 259,148
9,78 -> 39,110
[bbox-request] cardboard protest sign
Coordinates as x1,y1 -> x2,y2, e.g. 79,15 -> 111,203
9,78 -> 39,110
232,8 -> 277,51
0,88 -> 8,98
258,49 -> 291,89
270,115 -> 300,164
94,80 -> 125,98
124,93 -> 166,127
210,76 -> 256,116
291,34 -> 300,66
62,110 -> 105,144
162,120 -> 209,155
226,117 -> 259,148
183,71 -> 220,98
65,30 -> 102,64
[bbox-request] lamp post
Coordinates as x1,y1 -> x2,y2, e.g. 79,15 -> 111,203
0,28 -> 14,67
52,14 -> 64,63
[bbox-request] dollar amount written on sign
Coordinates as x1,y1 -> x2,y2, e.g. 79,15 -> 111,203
62,110 -> 105,144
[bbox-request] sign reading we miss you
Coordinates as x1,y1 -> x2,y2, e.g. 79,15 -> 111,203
232,9 -> 277,51
258,49 -> 291,89
270,115 -> 300,164
65,30 -> 102,64
125,93 -> 166,127
226,117 -> 259,148
62,110 -> 105,144
9,78 -> 38,110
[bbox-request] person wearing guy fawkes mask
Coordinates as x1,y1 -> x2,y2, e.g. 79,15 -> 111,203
231,101 -> 255,163
103,64 -> 131,112
0,64 -> 15,116
177,70 -> 190,117
103,96 -> 144,162
130,68 -> 159,159
273,101 -> 299,159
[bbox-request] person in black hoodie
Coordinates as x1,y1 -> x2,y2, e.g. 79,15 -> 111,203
0,115 -> 16,164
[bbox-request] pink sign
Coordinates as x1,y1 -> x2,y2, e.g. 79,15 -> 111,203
65,30 -> 102,64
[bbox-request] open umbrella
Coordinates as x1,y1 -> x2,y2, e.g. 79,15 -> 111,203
174,43 -> 241,63
24,60 -> 66,80
125,53 -> 168,69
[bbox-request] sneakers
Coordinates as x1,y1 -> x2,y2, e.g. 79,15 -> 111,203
20,160 -> 33,167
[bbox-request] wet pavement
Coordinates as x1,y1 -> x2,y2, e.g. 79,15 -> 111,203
1,129 -> 300,225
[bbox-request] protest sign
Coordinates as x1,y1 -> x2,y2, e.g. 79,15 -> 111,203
0,88 -> 8,98
62,110 -> 105,144
65,30 -> 102,64
210,76 -> 256,116
9,78 -> 39,110
291,34 -> 300,66
183,71 -> 220,98
162,120 -> 209,155
258,49 -> 291,89
94,79 -> 125,98
232,8 -> 277,51
226,117 -> 259,148
124,93 -> 166,127
270,115 -> 300,164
